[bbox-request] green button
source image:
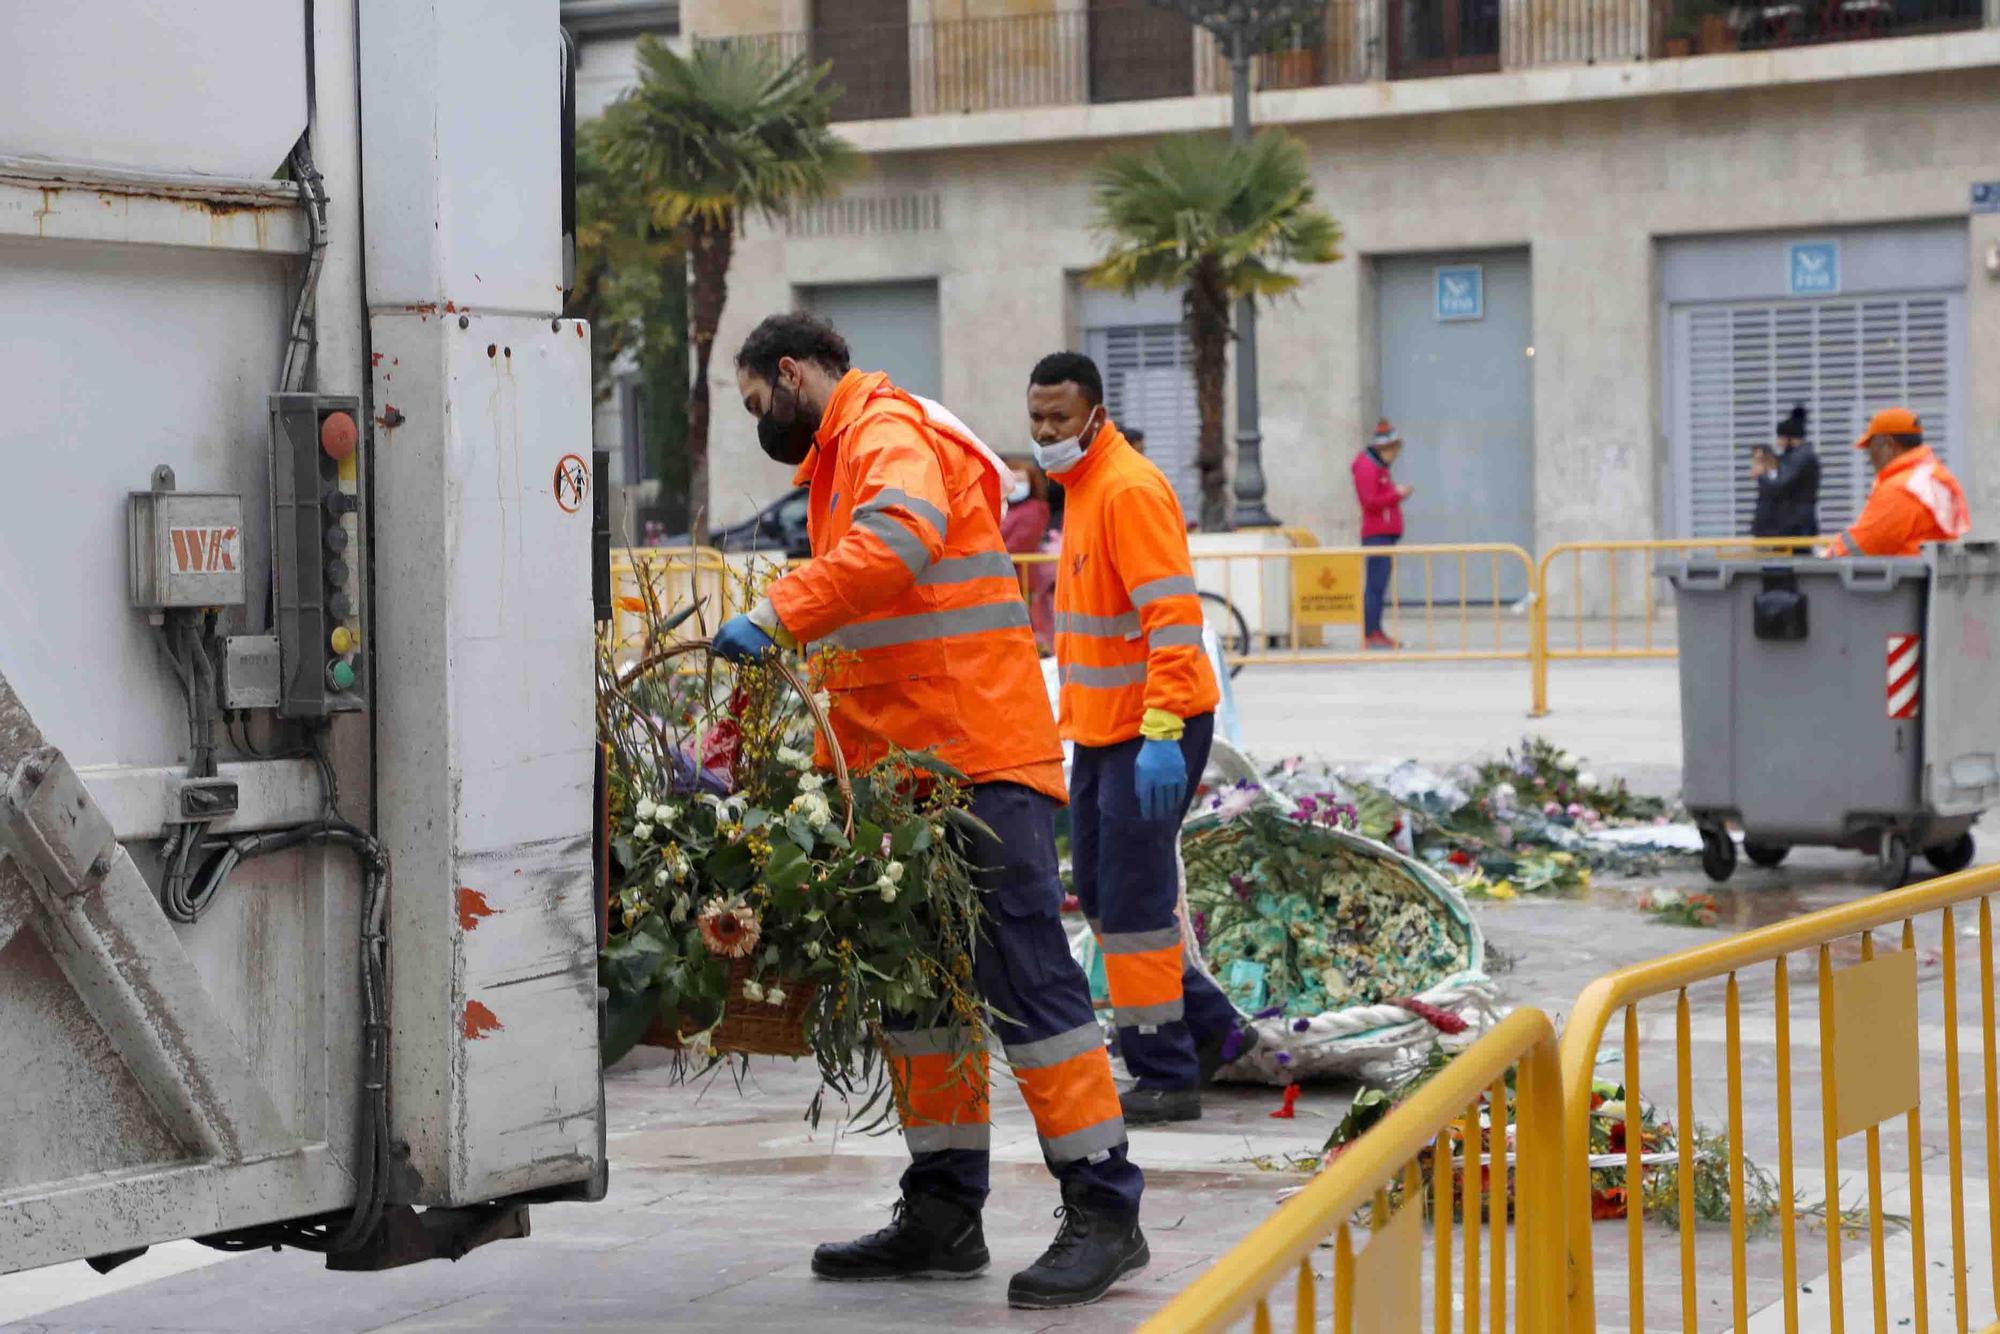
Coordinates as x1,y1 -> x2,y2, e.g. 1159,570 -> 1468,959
327,658 -> 357,691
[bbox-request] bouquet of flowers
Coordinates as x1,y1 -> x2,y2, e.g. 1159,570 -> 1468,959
596,587 -> 992,1129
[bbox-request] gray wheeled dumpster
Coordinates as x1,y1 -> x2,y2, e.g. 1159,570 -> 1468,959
1667,542 -> 2000,886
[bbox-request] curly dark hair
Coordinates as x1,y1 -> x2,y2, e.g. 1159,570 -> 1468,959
1028,351 -> 1104,407
735,311 -> 851,383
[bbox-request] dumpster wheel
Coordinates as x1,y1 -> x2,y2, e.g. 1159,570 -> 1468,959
1743,840 -> 1789,869
1699,826 -> 1737,882
1926,832 -> 1977,876
1877,831 -> 1913,890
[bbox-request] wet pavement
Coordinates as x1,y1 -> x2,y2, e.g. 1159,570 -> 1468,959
6,662 -> 1996,1332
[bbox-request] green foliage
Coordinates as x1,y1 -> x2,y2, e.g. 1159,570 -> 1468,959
1182,805 -> 1470,1017
1085,129 -> 1342,306
596,37 -> 859,235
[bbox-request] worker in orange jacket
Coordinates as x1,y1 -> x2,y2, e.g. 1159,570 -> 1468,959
713,314 -> 1145,1312
1822,407 -> 1970,558
1027,351 -> 1252,1128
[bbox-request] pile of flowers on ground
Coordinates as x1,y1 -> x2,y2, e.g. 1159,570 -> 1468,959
1637,887 -> 1722,928
1181,791 -> 1473,1019
1246,737 -> 1688,901
1320,1058 -> 1798,1232
597,592 -> 991,1129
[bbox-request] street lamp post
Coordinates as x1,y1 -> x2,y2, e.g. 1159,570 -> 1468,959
1150,0 -> 1324,529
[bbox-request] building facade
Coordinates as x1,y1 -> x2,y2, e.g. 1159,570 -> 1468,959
575,0 -> 2000,564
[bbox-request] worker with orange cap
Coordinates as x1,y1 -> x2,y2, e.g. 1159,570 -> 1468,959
713,313 -> 1146,1312
1822,408 -> 1970,558
1027,350 -> 1254,1129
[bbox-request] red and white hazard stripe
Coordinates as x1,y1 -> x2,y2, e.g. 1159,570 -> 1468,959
1887,635 -> 1921,720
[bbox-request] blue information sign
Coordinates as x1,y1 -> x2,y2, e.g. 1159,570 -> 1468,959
1789,242 -> 1840,296
1973,181 -> 2000,214
1435,265 -> 1483,321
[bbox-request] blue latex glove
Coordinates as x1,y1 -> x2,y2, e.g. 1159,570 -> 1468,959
712,614 -> 777,664
1133,738 -> 1187,822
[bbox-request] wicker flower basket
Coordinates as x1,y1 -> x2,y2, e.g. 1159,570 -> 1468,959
641,957 -> 816,1058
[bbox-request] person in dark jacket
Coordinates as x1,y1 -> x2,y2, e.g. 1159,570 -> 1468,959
1751,405 -> 1820,540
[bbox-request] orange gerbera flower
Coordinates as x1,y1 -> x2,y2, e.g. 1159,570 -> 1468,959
697,899 -> 760,959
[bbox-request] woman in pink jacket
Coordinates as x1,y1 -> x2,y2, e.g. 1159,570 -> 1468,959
1352,419 -> 1413,649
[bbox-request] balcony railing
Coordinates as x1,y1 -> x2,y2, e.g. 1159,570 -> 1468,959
694,0 -> 1985,123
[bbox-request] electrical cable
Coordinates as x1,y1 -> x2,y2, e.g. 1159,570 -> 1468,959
280,136 -> 330,395
191,819 -> 391,1254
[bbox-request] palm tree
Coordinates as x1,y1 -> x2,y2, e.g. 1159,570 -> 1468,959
597,37 -> 857,542
1087,130 -> 1342,530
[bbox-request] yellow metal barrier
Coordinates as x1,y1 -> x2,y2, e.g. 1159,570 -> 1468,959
604,545 -> 741,660
1140,1009 -> 1567,1333
1559,864 -> 2000,1333
1530,538 -> 1826,716
1186,542 -> 1539,671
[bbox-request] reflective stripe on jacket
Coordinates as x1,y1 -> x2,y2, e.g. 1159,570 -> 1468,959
1826,445 -> 1970,558
1048,425 -> 1220,746
767,370 -> 1063,791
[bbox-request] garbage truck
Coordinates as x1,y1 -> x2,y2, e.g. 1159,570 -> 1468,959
0,0 -> 606,1277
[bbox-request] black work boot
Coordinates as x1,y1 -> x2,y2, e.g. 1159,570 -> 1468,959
811,1192 -> 989,1282
1007,1184 -> 1149,1310
1197,1023 -> 1261,1086
1120,1085 -> 1201,1125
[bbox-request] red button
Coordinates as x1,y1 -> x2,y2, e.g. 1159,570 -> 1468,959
320,411 -> 358,462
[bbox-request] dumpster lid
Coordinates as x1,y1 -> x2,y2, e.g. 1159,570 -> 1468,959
1661,555 -> 1928,592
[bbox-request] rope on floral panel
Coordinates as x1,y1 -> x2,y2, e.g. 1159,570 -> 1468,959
614,639 -> 854,841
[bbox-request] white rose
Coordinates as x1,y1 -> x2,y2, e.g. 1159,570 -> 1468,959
1556,751 -> 1579,771
880,880 -> 899,903
1577,772 -> 1599,791
885,860 -> 905,883
635,798 -> 658,821
742,979 -> 765,1003
765,987 -> 786,1006
632,822 -> 653,840
799,773 -> 824,794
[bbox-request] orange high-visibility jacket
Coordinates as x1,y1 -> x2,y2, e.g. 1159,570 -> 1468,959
767,370 -> 1063,798
1825,445 -> 1971,558
1049,424 -> 1220,747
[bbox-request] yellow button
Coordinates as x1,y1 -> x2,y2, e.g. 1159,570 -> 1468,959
330,625 -> 358,654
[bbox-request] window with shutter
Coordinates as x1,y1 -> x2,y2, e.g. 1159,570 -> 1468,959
1671,293 -> 1961,538
1083,322 -> 1202,518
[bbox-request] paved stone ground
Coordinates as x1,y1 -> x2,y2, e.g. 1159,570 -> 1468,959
5,662 -> 1994,1332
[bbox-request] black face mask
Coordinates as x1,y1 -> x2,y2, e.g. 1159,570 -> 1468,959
757,376 -> 817,466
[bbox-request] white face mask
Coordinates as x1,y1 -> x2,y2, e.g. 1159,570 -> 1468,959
1031,407 -> 1104,475
1007,480 -> 1031,504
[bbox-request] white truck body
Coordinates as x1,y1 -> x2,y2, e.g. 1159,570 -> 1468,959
0,0 -> 604,1274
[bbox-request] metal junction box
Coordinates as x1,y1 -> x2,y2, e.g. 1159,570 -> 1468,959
128,474 -> 247,610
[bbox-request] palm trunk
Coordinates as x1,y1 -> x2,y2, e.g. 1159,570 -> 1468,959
685,212 -> 734,546
1185,260 -> 1232,531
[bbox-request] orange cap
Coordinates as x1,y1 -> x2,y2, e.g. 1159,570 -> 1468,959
1854,406 -> 1921,449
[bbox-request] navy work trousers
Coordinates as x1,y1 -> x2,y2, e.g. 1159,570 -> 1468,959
889,781 -> 1143,1221
1071,712 -> 1234,1091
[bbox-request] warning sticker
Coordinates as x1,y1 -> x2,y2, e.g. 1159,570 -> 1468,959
169,526 -> 241,575
554,453 -> 590,514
